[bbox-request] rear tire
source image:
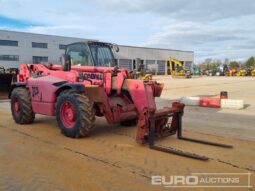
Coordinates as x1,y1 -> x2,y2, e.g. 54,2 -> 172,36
56,90 -> 95,138
11,87 -> 35,124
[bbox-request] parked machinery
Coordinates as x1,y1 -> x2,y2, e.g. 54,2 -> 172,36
237,69 -> 247,76
223,64 -> 229,76
168,58 -> 191,78
0,66 -> 18,99
245,67 -> 255,76
192,66 -> 201,75
9,41 -> 232,160
134,58 -> 152,80
227,67 -> 238,76
252,68 -> 255,76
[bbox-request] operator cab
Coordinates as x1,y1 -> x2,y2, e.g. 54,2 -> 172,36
62,41 -> 118,71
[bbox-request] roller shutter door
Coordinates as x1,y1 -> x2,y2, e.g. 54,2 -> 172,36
146,60 -> 156,75
118,59 -> 132,70
157,60 -> 166,75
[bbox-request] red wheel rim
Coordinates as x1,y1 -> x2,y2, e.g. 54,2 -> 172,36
60,101 -> 76,129
13,97 -> 21,115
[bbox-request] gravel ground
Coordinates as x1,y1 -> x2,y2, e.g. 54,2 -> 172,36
0,76 -> 254,191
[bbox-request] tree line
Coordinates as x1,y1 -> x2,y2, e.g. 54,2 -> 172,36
196,56 -> 255,71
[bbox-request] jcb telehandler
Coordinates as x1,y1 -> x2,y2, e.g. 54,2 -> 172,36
9,41 -> 232,160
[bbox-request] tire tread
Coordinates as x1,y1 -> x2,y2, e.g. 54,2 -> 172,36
56,90 -> 95,138
11,87 -> 35,124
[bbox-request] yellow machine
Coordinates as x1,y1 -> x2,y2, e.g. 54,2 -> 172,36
237,69 -> 247,76
135,58 -> 153,81
252,69 -> 255,76
168,58 -> 191,78
135,71 -> 152,80
227,67 -> 238,76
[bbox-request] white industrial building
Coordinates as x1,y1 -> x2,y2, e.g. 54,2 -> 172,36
0,30 -> 193,75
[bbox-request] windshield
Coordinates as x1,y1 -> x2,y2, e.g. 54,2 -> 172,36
89,43 -> 116,67
66,43 -> 93,66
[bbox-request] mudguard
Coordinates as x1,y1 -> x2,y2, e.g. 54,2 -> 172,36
8,82 -> 27,98
55,83 -> 86,96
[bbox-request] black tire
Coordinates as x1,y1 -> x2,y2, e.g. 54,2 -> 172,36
56,90 -> 95,138
120,118 -> 138,126
11,87 -> 35,124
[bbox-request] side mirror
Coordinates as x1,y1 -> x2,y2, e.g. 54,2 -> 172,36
112,44 -> 119,52
61,54 -> 71,71
115,46 -> 119,52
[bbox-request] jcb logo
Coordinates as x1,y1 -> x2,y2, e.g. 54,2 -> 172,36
81,72 -> 103,80
32,86 -> 39,97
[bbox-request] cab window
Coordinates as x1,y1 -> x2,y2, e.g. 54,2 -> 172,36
66,43 -> 93,66
89,44 -> 115,67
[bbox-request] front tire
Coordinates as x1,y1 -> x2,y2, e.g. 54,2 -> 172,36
56,90 -> 95,138
10,87 -> 35,124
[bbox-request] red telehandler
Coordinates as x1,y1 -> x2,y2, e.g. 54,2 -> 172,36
9,41 -> 232,160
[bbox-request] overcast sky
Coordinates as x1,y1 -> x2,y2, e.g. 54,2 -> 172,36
0,0 -> 255,63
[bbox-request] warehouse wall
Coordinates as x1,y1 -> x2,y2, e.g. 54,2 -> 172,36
0,30 -> 85,68
115,45 -> 193,61
0,30 -> 194,75
115,45 -> 193,74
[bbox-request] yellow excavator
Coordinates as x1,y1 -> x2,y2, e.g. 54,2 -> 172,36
168,58 -> 191,78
